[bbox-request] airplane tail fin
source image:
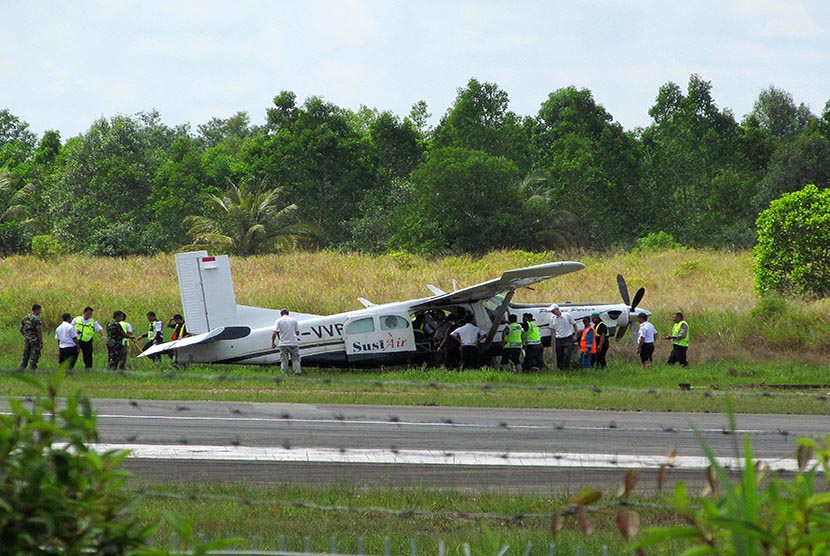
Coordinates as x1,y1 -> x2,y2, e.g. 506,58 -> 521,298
175,251 -> 238,334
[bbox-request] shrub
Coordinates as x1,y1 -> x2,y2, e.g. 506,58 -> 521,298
755,184 -> 830,298
31,234 -> 66,259
0,221 -> 23,255
634,231 -> 682,252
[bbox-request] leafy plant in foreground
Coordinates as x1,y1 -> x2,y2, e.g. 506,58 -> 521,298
553,411 -> 830,555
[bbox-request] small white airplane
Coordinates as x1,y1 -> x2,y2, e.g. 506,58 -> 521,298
140,251 -> 649,367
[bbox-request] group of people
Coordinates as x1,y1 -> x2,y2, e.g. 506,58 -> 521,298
635,311 -> 690,369
545,305 -> 691,370
18,304 -> 189,371
547,304 -> 610,369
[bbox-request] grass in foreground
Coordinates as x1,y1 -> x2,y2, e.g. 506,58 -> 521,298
131,482 -> 679,554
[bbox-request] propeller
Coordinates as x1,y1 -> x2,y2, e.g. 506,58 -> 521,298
615,275 -> 646,342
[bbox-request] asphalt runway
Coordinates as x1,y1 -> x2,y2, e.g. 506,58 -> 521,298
45,398 -> 830,492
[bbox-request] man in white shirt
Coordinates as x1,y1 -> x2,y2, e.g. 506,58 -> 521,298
450,317 -> 485,370
548,304 -> 577,370
271,309 -> 302,375
637,312 -> 657,368
55,312 -> 79,369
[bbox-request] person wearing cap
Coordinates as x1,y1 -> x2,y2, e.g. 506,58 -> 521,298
72,306 -> 104,370
664,312 -> 690,367
591,312 -> 609,368
548,304 -> 577,369
271,308 -> 302,375
636,312 -> 657,368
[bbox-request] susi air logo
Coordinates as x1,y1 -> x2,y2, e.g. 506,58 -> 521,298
351,337 -> 408,352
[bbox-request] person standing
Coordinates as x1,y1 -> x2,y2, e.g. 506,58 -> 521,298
271,309 -> 301,375
578,316 -> 595,369
500,313 -> 524,373
591,312 -> 609,368
450,317 -> 485,370
137,311 -> 164,361
119,313 -> 135,370
106,311 -> 129,370
548,304 -> 577,369
168,314 -> 189,340
72,307 -> 103,370
637,312 -> 657,368
55,313 -> 79,369
19,304 -> 43,370
521,313 -> 544,371
665,312 -> 690,367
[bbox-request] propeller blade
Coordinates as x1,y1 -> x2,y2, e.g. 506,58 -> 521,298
617,274 -> 630,307
630,287 -> 645,312
615,325 -> 627,341
629,320 -> 639,346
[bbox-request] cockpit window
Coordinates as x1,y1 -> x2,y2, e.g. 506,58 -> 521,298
345,317 -> 375,334
381,315 -> 409,331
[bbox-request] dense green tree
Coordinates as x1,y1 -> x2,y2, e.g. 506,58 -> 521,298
184,179 -> 321,255
639,74 -> 743,244
196,111 -> 252,148
247,95 -> 376,243
44,112 -> 182,254
751,86 -> 813,139
755,183 -> 830,297
753,129 -> 830,211
531,86 -> 641,247
0,109 -> 37,169
433,78 -> 531,172
391,147 -> 521,254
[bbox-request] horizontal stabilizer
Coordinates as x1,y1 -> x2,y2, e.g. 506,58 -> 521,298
138,326 -> 251,358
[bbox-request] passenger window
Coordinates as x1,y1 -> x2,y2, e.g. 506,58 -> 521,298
346,317 -> 375,334
381,315 -> 410,331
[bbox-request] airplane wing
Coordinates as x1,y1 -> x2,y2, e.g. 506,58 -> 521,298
138,326 -> 252,358
411,261 -> 585,309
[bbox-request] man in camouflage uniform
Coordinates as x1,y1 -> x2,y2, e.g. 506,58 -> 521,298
105,311 -> 130,370
19,304 -> 43,370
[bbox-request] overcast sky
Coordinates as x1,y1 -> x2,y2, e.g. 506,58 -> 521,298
3,0 -> 830,140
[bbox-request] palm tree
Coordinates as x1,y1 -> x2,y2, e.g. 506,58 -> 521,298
517,169 -> 579,249
0,171 -> 35,224
184,180 -> 323,256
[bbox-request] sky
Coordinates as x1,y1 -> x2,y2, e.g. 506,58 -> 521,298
3,0 -> 830,140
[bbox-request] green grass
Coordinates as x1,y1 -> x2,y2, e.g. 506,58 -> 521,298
131,481 -> 678,554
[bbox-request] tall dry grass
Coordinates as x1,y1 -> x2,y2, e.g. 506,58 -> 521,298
1,248 -> 827,365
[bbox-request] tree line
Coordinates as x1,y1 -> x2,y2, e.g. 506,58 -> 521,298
2,74 -> 829,257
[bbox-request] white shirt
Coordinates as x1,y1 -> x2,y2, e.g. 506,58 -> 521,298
273,315 -> 300,346
638,321 -> 657,343
549,311 -> 576,339
450,323 -> 484,346
55,321 -> 79,348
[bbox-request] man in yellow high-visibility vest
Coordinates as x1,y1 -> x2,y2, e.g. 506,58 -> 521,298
664,312 -> 690,368
72,307 -> 104,370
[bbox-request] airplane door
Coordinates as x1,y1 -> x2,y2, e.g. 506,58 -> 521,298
344,313 -> 415,364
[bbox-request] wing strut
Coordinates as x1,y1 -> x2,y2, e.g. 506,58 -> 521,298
483,289 -> 515,347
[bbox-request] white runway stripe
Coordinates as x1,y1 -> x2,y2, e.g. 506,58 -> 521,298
93,443 -> 804,471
